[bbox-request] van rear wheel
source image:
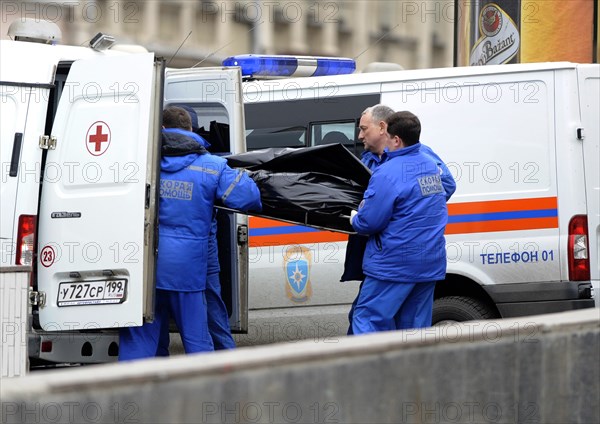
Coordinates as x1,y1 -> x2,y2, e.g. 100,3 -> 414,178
432,296 -> 499,325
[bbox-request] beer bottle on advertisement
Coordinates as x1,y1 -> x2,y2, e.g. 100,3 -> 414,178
455,0 -> 521,66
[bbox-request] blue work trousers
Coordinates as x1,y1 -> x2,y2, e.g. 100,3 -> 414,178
119,289 -> 213,361
352,276 -> 436,334
206,273 -> 236,350
155,273 -> 235,354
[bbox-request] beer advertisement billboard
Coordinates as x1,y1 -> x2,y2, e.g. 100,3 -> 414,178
455,0 -> 598,66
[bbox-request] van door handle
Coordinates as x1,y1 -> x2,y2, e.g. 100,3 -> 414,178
237,225 -> 248,244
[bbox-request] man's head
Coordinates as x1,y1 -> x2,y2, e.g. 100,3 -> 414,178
358,104 -> 394,156
163,106 -> 192,131
386,111 -> 421,151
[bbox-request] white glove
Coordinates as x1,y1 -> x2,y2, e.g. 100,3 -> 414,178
350,209 -> 358,225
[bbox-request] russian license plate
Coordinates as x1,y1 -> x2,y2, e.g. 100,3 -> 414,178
57,279 -> 127,307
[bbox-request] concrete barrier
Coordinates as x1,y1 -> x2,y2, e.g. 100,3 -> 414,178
2,309 -> 599,424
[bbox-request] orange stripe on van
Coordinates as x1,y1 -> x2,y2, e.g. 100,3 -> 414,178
248,197 -> 559,246
446,196 -> 558,234
248,217 -> 349,247
447,196 -> 557,215
250,232 -> 349,247
249,216 -> 295,229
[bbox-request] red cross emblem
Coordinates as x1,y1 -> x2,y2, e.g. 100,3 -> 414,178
86,121 -> 111,156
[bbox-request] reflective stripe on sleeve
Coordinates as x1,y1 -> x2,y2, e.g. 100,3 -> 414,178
188,165 -> 219,175
221,170 -> 244,203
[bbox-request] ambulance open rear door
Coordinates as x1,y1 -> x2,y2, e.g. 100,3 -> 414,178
35,53 -> 163,330
163,67 -> 249,332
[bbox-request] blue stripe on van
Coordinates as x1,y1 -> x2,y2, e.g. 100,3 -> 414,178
249,226 -> 321,236
448,208 -> 558,224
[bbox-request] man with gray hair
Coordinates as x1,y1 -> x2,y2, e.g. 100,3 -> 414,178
357,104 -> 396,169
342,105 -> 395,334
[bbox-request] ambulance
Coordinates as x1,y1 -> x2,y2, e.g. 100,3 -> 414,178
1,20 -> 597,367
225,54 -> 598,345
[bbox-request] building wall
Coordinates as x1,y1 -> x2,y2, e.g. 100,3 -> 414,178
0,0 -> 455,70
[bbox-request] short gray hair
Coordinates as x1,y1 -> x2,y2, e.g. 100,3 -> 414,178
362,104 -> 394,123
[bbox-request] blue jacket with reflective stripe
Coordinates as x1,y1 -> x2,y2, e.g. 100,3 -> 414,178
362,145 -> 456,199
351,143 -> 448,283
157,130 -> 262,291
341,145 -> 454,282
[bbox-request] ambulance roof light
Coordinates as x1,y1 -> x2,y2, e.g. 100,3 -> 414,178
222,55 -> 356,79
7,18 -> 61,44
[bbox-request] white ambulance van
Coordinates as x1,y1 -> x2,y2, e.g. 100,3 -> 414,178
1,20 -> 597,366
214,55 -> 599,345
0,20 -> 252,366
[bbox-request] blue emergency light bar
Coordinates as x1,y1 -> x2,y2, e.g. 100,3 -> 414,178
222,55 -> 356,78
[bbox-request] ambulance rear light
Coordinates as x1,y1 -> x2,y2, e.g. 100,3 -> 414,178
41,341 -> 53,353
568,215 -> 590,281
222,55 -> 356,78
16,215 -> 36,266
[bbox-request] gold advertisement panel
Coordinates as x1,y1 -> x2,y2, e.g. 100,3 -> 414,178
455,0 -> 598,65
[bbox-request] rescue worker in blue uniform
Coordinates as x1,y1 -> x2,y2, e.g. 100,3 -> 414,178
175,105 -> 237,350
343,105 -> 455,334
349,110 -> 448,333
119,106 -> 262,360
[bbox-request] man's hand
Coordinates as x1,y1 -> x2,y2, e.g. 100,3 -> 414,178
350,209 -> 358,225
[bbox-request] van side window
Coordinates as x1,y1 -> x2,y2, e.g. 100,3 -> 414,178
173,103 -> 231,154
246,126 -> 306,150
311,121 -> 359,155
311,122 -> 356,146
196,121 -> 230,154
243,94 -> 379,154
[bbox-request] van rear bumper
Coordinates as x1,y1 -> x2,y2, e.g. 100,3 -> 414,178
28,329 -> 119,365
484,281 -> 595,318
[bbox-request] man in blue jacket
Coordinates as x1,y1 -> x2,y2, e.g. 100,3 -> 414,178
349,110 -> 448,333
344,105 -> 455,334
119,106 -> 262,360
180,105 -> 237,351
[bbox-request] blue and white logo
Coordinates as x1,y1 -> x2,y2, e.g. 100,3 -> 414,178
283,246 -> 313,302
287,260 -> 308,295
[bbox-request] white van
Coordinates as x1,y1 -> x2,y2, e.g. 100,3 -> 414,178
0,22 -> 251,365
1,22 -> 597,366
219,59 -> 598,345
